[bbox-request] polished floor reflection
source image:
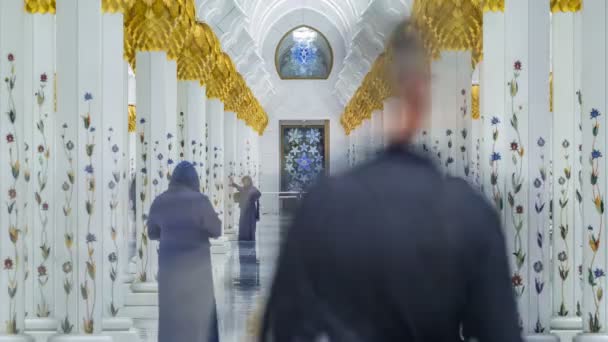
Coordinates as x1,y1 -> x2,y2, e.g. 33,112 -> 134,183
217,214 -> 286,342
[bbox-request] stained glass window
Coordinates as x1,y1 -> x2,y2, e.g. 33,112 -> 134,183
275,26 -> 333,80
281,125 -> 327,192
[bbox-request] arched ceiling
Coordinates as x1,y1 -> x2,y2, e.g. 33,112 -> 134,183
196,0 -> 411,109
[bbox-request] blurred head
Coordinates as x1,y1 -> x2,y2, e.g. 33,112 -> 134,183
384,20 -> 430,145
170,161 -> 200,192
242,176 -> 253,188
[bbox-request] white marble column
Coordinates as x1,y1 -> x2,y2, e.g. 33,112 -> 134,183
207,98 -> 228,253
177,81 -> 207,193
481,9 -> 506,218
359,119 -> 371,162
22,8 -> 56,337
577,0 -> 608,339
224,111 -> 237,240
370,109 -> 384,156
250,129 -> 260,188
551,9 -> 584,336
504,0 -> 554,338
455,52 -> 473,182
100,11 -> 136,341
53,0 -> 111,340
0,1 -> 30,341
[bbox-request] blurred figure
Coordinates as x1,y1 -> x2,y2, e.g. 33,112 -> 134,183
231,176 -> 262,241
260,20 -> 521,342
148,161 -> 221,342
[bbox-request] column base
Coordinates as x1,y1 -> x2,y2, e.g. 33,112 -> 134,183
0,335 -> 35,342
210,236 -> 229,254
552,317 -> 583,331
24,318 -> 56,332
524,334 -> 560,342
574,334 -> 608,342
130,282 -> 158,293
225,231 -> 238,241
102,318 -> 137,342
47,335 -> 113,342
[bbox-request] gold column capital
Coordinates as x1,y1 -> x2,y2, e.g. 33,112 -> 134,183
551,0 -> 581,13
24,0 -> 56,14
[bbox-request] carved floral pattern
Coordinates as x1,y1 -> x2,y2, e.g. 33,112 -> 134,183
60,122 -> 76,334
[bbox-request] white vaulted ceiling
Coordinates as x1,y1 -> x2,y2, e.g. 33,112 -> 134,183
196,0 -> 411,111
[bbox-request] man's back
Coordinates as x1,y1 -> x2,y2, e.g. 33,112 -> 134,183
261,145 -> 522,342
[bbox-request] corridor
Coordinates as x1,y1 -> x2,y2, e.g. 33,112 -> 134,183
215,214 -> 286,342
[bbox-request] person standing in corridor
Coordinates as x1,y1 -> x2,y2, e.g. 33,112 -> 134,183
260,20 -> 521,342
231,175 -> 262,241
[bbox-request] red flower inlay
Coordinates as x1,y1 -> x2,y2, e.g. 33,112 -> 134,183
4,258 -> 13,270
6,134 -> 14,143
38,265 -> 47,276
516,205 -> 524,214
512,274 -> 523,286
8,188 -> 16,200
7,53 -> 14,62
40,73 -> 47,83
514,60 -> 522,71
511,142 -> 519,151
38,145 -> 45,153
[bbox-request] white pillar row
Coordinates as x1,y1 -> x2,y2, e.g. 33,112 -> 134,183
551,9 -> 584,335
224,111 -> 237,241
0,0 -> 30,340
480,9 -> 506,219
54,0 -> 111,339
578,0 -> 608,338
370,109 -> 383,156
207,98 -> 228,253
504,0 -> 554,338
21,8 -> 56,337
177,81 -> 207,193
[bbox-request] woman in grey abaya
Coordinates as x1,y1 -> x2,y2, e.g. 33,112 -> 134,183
230,176 -> 262,241
148,161 -> 221,342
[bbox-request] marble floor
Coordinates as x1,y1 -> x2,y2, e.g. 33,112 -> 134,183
215,214 -> 287,342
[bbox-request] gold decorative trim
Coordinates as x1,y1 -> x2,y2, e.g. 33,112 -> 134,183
102,0 -> 135,14
482,0 -> 504,12
24,0 -> 56,14
128,104 -> 136,133
274,25 -> 334,80
471,84 -> 480,120
551,0 -> 581,13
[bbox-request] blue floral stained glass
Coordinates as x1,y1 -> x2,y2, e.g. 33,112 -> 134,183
276,26 -> 332,79
282,126 -> 326,192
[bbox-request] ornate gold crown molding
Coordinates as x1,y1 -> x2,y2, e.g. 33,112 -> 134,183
471,84 -> 480,120
551,0 -> 581,13
24,0 -> 55,14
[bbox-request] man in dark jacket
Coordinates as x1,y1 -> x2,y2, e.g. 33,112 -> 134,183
261,20 -> 521,342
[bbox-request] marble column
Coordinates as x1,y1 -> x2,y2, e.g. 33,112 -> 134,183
22,8 -> 56,338
53,0 -> 112,340
504,0 -> 554,338
207,98 -> 228,253
100,11 -> 136,342
480,8 -> 506,219
177,81 -> 207,193
471,84 -> 483,190
123,50 -> 177,341
455,52 -> 473,182
551,8 -> 584,337
577,0 -> 608,339
370,109 -> 384,156
224,111 -> 237,241
0,1 -> 31,341
250,129 -> 260,188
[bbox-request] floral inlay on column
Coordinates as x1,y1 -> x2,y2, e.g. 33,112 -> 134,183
107,128 -> 120,317
421,131 -> 429,154
507,60 -> 526,302
152,140 -> 163,282
587,107 -> 604,333
59,122 -> 76,333
433,140 -> 441,165
475,138 -> 481,188
226,161 -> 235,232
532,137 -> 548,333
178,112 -> 185,161
445,129 -> 454,171
490,116 -> 502,210
212,146 -> 224,215
166,133 -> 174,181
34,72 -> 51,318
81,92 -> 96,334
576,90 -> 584,317
460,89 -> 470,179
137,118 -> 149,283
205,123 -> 210,193
557,138 -> 572,317
4,52 -> 20,334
